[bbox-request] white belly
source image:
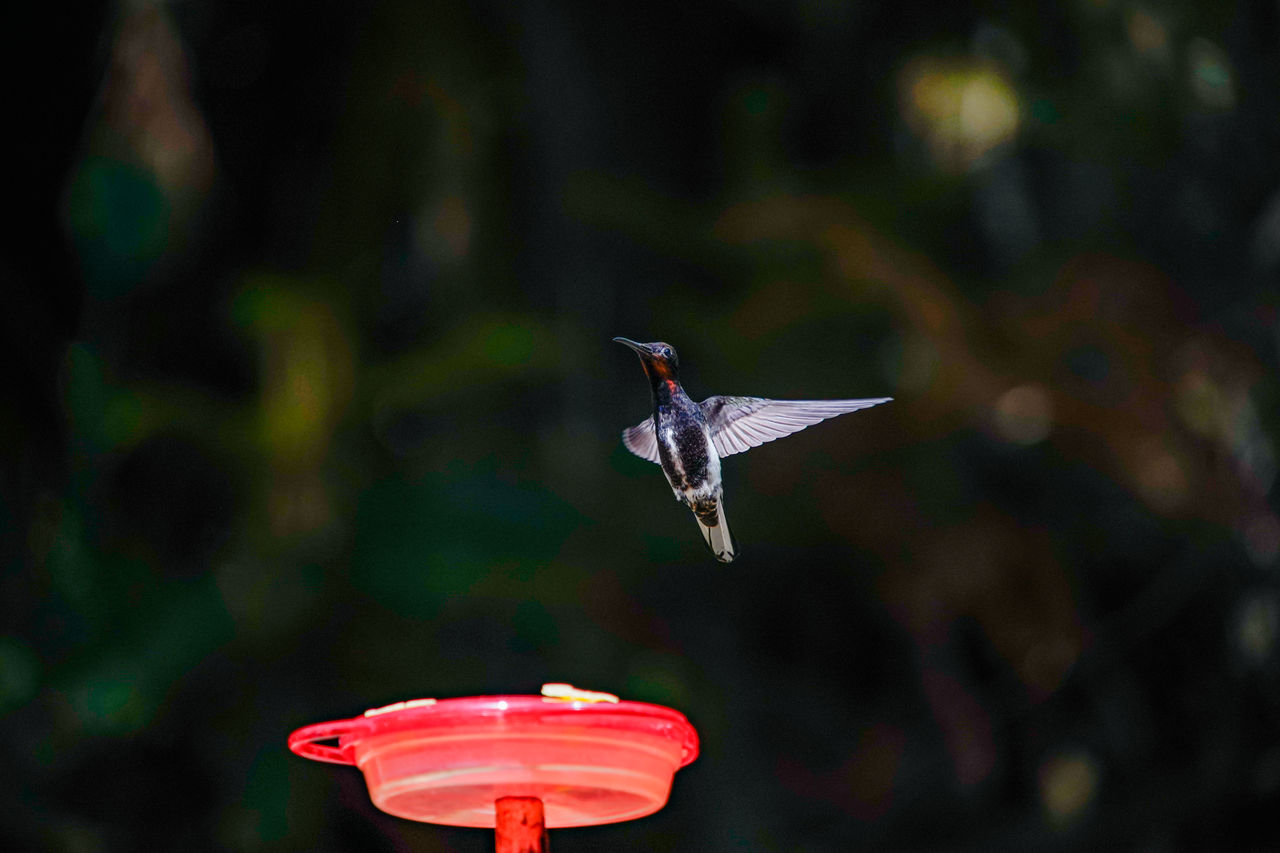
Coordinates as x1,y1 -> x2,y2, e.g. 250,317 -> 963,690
658,423 -> 721,504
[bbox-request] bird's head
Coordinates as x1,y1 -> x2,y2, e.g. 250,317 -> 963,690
612,337 -> 679,380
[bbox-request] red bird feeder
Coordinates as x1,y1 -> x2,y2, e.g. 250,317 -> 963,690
288,685 -> 699,850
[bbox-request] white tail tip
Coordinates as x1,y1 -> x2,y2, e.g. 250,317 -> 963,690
696,500 -> 737,563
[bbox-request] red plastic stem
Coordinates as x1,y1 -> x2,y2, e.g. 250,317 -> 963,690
495,797 -> 548,853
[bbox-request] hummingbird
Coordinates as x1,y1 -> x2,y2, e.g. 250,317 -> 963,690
613,337 -> 891,562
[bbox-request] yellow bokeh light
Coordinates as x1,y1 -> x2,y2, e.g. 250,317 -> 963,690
1039,750 -> 1098,824
900,56 -> 1020,172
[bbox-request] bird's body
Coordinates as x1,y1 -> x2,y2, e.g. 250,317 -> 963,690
648,371 -> 729,555
613,337 -> 891,562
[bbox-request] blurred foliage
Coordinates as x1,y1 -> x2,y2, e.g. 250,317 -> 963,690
4,0 -> 1280,851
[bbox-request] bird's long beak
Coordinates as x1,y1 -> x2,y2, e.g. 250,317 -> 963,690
612,337 -> 652,356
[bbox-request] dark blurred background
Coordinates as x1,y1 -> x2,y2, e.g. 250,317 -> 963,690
5,0 -> 1280,850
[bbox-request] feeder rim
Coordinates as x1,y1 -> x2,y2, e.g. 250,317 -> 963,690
288,694 -> 700,768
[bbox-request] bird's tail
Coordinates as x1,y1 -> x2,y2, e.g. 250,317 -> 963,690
695,498 -> 737,563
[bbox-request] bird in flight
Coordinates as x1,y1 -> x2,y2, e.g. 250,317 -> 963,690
613,337 -> 891,562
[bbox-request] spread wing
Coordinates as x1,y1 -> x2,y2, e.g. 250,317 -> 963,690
621,416 -> 661,464
702,396 -> 892,458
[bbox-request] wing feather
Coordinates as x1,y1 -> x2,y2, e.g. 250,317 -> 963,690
621,416 -> 662,464
702,396 -> 892,458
